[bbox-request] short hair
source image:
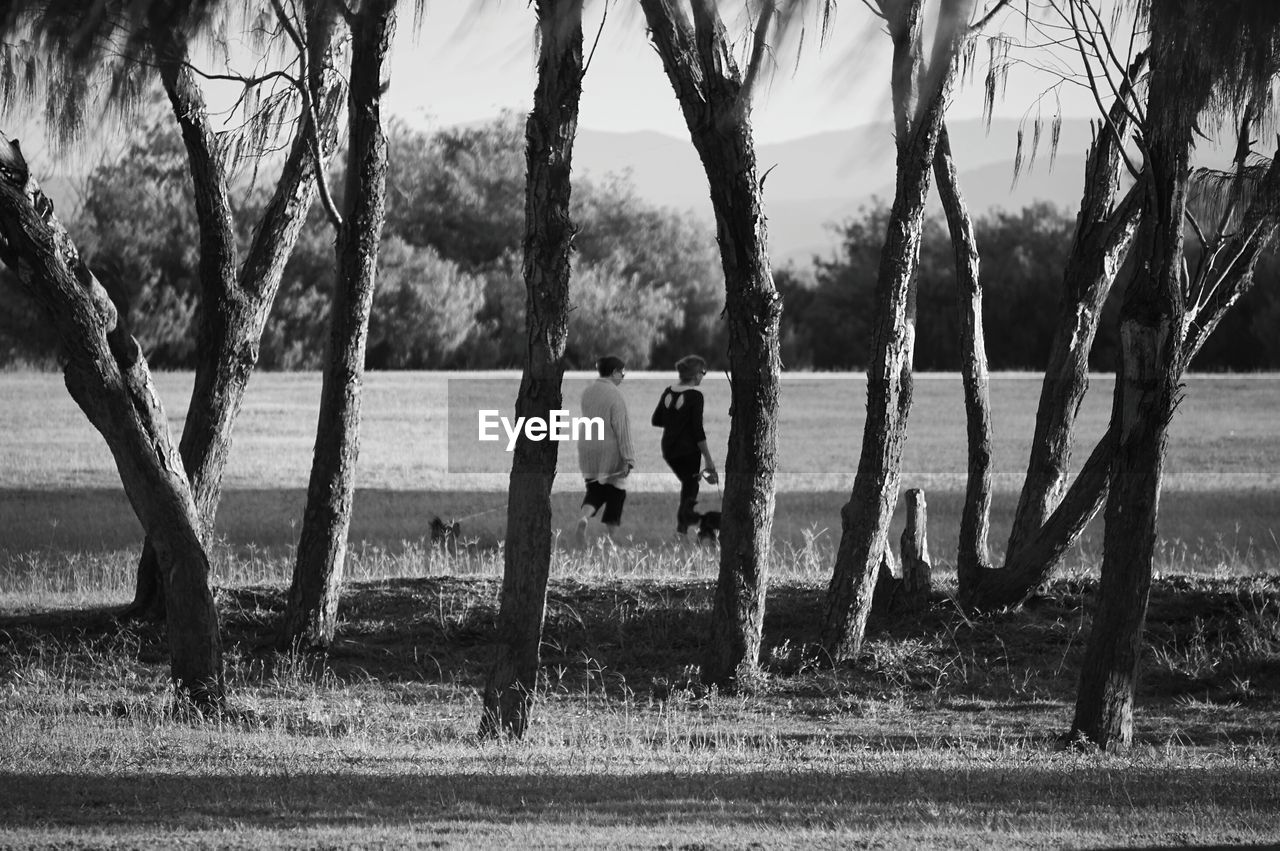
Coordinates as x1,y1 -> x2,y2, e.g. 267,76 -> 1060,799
676,355 -> 707,381
596,355 -> 626,377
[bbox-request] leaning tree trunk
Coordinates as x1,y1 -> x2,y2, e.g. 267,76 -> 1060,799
965,123 -> 1280,616
480,0 -> 584,740
126,15 -> 347,621
639,0 -> 782,691
969,423 -> 1114,611
821,0 -> 969,662
1070,5 -> 1205,747
0,134 -> 223,705
957,59 -> 1144,613
1001,58 -> 1145,570
281,0 -> 396,650
932,121 -> 992,588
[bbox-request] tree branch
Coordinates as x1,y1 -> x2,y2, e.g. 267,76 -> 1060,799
969,0 -> 1012,33
740,0 -> 776,101
272,0 -> 343,231
583,0 -> 608,76
1068,0 -> 1142,179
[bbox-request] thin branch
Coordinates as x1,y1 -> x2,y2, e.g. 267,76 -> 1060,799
741,0 -> 776,100
182,63 -> 301,91
271,0 -> 342,231
1078,0 -> 1144,127
1184,208 -> 1208,250
1214,98 -> 1260,237
268,0 -> 306,53
970,0 -> 1013,33
1195,218 -> 1266,316
583,0 -> 609,76
1069,0 -> 1141,179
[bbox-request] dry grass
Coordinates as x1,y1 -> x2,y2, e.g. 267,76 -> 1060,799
2,549 -> 1279,848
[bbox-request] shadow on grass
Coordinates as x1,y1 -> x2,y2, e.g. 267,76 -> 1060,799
2,764 -> 1278,832
8,486 -> 1280,568
5,574 -> 1279,723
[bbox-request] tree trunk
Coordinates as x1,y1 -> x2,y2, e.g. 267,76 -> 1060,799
956,59 -> 1144,613
639,0 -> 782,692
1003,66 -> 1144,567
480,0 -> 583,740
966,152 -> 1280,614
126,15 -> 347,621
966,423 -> 1114,611
932,121 -> 992,590
821,0 -> 968,662
964,94 -> 1280,618
281,0 -> 396,650
1070,5 -> 1204,748
1069,221 -> 1178,748
0,135 -> 223,705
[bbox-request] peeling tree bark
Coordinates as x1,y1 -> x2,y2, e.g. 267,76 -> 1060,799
281,0 -> 396,650
480,0 -> 584,740
639,0 -> 782,691
0,134 -> 223,706
1070,5 -> 1206,749
126,13 -> 347,621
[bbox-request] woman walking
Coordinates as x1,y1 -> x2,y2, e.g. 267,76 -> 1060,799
651,355 -> 718,538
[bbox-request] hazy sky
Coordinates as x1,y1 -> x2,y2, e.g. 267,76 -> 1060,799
3,0 -> 1107,172
385,1 -> 1100,145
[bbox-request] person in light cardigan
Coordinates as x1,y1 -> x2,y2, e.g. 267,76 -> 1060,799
575,355 -> 635,546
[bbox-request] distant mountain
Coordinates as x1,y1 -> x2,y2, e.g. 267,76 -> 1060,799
572,118 -> 1105,264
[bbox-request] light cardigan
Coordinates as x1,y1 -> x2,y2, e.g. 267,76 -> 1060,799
577,378 -> 635,487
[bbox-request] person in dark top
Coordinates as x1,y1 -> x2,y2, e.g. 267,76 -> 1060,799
651,355 -> 718,538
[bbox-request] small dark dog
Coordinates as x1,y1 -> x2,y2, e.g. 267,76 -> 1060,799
430,516 -> 461,555
696,510 -> 721,546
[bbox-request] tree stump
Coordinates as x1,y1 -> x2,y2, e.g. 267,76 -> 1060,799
900,488 -> 931,607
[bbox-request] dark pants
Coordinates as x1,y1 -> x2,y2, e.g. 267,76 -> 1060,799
665,454 -> 702,533
582,480 -> 627,526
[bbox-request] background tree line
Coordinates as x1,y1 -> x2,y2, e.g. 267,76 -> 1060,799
6,114 -> 1279,374
0,110 -> 725,372
779,200 -> 1280,372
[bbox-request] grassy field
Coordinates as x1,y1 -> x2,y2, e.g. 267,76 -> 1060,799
2,370 -> 1279,847
3,370 -> 1280,567
7,370 -> 1280,493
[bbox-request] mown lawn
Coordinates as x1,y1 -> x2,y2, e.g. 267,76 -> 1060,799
4,370 -> 1280,571
5,370 -> 1280,494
